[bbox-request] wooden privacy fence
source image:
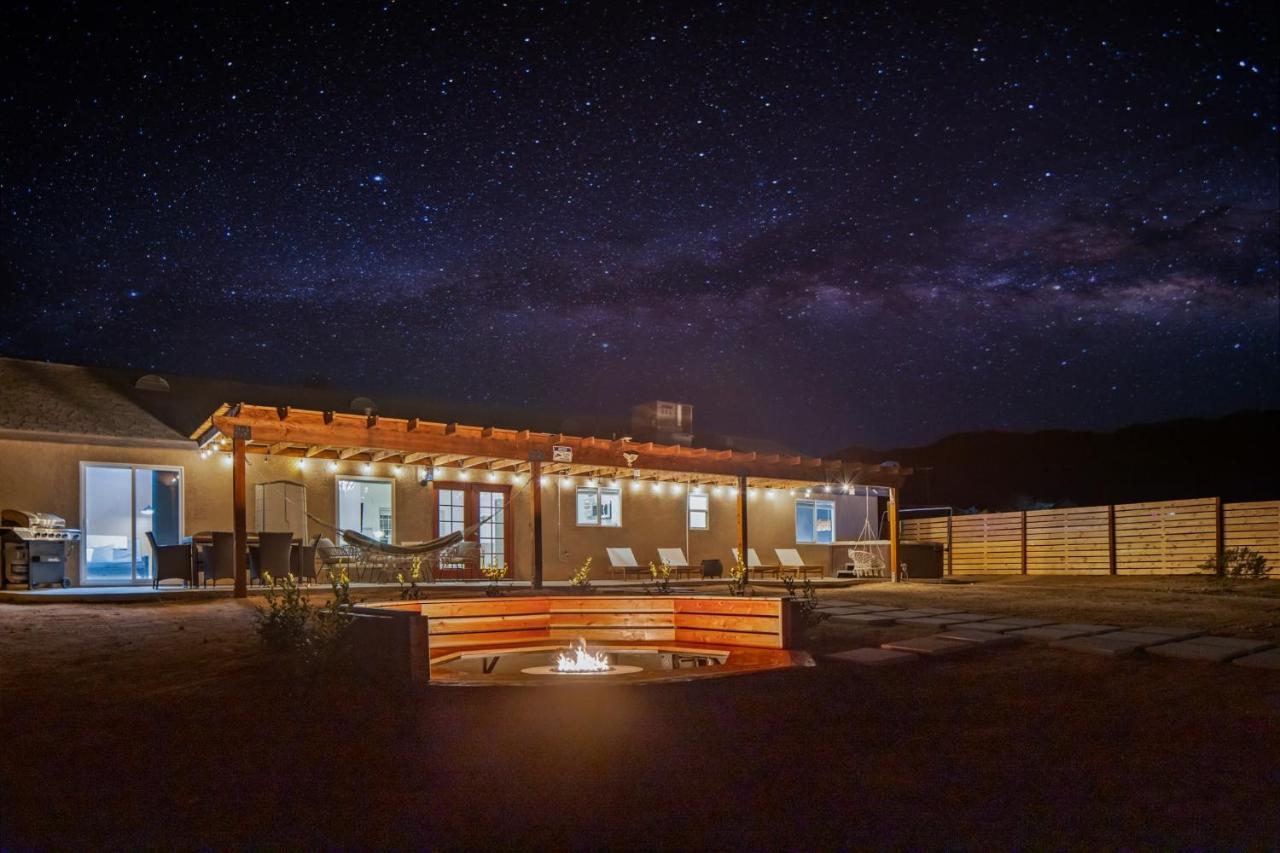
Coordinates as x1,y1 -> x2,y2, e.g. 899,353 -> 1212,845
900,498 -> 1280,575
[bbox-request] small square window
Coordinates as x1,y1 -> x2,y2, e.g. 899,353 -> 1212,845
688,492 -> 709,530
576,487 -> 621,527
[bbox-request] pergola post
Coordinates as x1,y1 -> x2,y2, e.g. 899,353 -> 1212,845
530,458 -> 543,589
232,426 -> 249,598
887,485 -> 900,583
736,472 -> 749,582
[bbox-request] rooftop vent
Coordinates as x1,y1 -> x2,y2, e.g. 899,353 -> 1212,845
134,374 -> 170,392
349,396 -> 377,415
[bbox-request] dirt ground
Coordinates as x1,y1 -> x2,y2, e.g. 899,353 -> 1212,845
2,579 -> 1278,850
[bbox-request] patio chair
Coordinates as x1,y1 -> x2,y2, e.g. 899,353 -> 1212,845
605,547 -> 646,580
656,548 -> 696,579
775,548 -> 824,579
316,536 -> 357,581
731,547 -> 779,578
204,532 -> 237,587
145,531 -> 193,589
251,532 -> 295,586
292,534 -> 321,584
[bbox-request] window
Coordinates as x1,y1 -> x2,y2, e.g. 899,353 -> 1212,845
336,476 -> 394,542
437,488 -> 465,538
576,486 -> 621,527
795,499 -> 836,544
688,492 -> 709,530
478,491 -> 506,568
81,463 -> 183,584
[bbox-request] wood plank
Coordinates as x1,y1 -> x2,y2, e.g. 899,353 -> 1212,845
673,613 -> 781,633
674,628 -> 782,649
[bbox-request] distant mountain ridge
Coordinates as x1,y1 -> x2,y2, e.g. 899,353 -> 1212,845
834,411 -> 1280,511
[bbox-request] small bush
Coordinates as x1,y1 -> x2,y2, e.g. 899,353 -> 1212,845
647,560 -> 673,595
481,563 -> 508,596
255,570 -> 354,670
728,557 -> 752,597
570,557 -> 593,589
782,575 -> 827,627
1200,547 -> 1269,579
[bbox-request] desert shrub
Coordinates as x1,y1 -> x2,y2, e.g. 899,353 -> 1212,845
1200,547 -> 1269,579
481,563 -> 508,596
570,557 -> 593,589
728,556 -> 752,596
396,556 -> 427,600
256,570 -> 354,668
647,560 -> 673,595
782,574 -> 827,626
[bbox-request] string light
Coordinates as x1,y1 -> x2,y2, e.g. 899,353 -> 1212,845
328,461 -> 338,472
539,475 -> 549,486
670,482 -> 682,494
362,463 -> 372,474
393,465 -> 402,476
488,471 -> 497,481
630,481 -> 641,492
560,477 -> 572,487
297,458 -> 308,470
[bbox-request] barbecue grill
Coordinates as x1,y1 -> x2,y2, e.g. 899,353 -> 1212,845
1,509 -> 78,589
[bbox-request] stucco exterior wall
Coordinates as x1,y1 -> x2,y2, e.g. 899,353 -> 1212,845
0,437 -> 873,585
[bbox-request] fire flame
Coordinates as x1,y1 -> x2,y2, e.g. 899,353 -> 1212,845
556,637 -> 611,673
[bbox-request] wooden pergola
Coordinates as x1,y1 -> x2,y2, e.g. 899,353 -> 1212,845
193,403 -> 910,597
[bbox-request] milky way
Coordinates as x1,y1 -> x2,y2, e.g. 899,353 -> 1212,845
3,2 -> 1277,451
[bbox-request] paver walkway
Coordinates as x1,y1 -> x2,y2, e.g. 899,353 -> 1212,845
819,598 -> 1279,675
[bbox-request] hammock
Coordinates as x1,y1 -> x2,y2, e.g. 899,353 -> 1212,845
340,528 -> 462,555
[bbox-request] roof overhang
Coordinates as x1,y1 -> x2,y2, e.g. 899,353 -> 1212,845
193,403 -> 909,489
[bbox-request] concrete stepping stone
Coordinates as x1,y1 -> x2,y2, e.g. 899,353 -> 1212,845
994,617 -> 1055,627
881,636 -> 977,657
910,608 -> 965,615
874,610 -> 935,620
829,613 -> 898,626
855,605 -> 898,612
1009,624 -> 1118,643
896,616 -> 970,626
1125,625 -> 1204,639
1051,632 -> 1176,657
951,620 -> 1034,633
937,629 -> 1019,647
1090,630 -> 1182,644
1146,637 -> 1274,663
820,605 -> 876,614
1232,648 -> 1280,670
826,647 -> 918,667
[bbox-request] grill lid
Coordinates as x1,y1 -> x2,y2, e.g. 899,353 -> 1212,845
1,510 -> 66,529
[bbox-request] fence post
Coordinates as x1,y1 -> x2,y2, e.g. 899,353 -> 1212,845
1214,496 -> 1225,561
946,514 -> 953,576
1020,511 -> 1028,575
1107,504 -> 1117,575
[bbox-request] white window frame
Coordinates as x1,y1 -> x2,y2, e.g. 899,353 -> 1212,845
576,486 -> 622,527
79,461 -> 185,586
795,498 -> 836,544
334,475 -> 396,543
687,491 -> 709,531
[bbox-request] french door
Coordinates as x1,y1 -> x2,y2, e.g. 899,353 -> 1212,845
435,483 -> 511,572
81,463 -> 183,584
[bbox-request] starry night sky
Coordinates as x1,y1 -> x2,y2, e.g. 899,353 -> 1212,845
3,2 -> 1277,453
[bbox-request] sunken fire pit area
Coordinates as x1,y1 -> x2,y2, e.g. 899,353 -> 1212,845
355,595 -> 807,686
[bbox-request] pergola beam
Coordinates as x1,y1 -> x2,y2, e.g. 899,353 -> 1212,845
205,404 -> 906,487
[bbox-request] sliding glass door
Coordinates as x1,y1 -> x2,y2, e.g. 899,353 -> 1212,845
81,463 -> 183,584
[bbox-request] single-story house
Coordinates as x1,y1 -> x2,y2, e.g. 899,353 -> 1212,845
0,357 -> 907,591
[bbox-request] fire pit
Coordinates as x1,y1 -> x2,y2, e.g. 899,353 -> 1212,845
519,637 -> 645,677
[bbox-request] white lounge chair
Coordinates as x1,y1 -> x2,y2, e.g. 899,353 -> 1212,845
731,547 -> 778,578
775,548 -> 824,579
656,547 -> 695,579
605,547 -> 645,580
